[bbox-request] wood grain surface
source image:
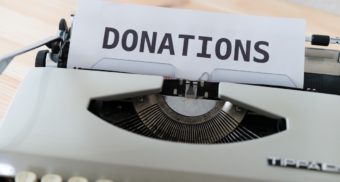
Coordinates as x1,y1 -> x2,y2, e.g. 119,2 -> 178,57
1,0 -> 340,120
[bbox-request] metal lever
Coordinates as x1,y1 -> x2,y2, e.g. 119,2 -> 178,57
185,81 -> 198,99
0,35 -> 61,74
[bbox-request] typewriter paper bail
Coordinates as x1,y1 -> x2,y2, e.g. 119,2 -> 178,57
68,0 -> 305,88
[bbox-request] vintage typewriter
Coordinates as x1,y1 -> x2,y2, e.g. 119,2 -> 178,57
0,17 -> 340,182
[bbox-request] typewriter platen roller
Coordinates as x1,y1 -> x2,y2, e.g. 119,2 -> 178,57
0,19 -> 340,182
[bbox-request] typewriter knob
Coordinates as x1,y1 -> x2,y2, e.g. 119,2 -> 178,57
15,171 -> 37,182
58,18 -> 68,32
35,50 -> 49,67
96,179 -> 113,182
68,176 -> 88,182
41,174 -> 62,182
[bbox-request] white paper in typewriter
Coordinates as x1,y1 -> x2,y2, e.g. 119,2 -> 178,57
68,0 -> 306,88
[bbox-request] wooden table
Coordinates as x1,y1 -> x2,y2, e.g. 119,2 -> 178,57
1,0 -> 340,120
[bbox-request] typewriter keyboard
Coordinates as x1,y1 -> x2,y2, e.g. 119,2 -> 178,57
12,171 -> 114,182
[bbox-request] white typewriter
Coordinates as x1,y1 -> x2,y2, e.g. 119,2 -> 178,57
1,8 -> 340,182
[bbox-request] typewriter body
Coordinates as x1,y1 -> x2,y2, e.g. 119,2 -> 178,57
0,17 -> 340,182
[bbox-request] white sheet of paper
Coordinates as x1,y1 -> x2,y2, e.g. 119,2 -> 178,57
68,0 -> 305,88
